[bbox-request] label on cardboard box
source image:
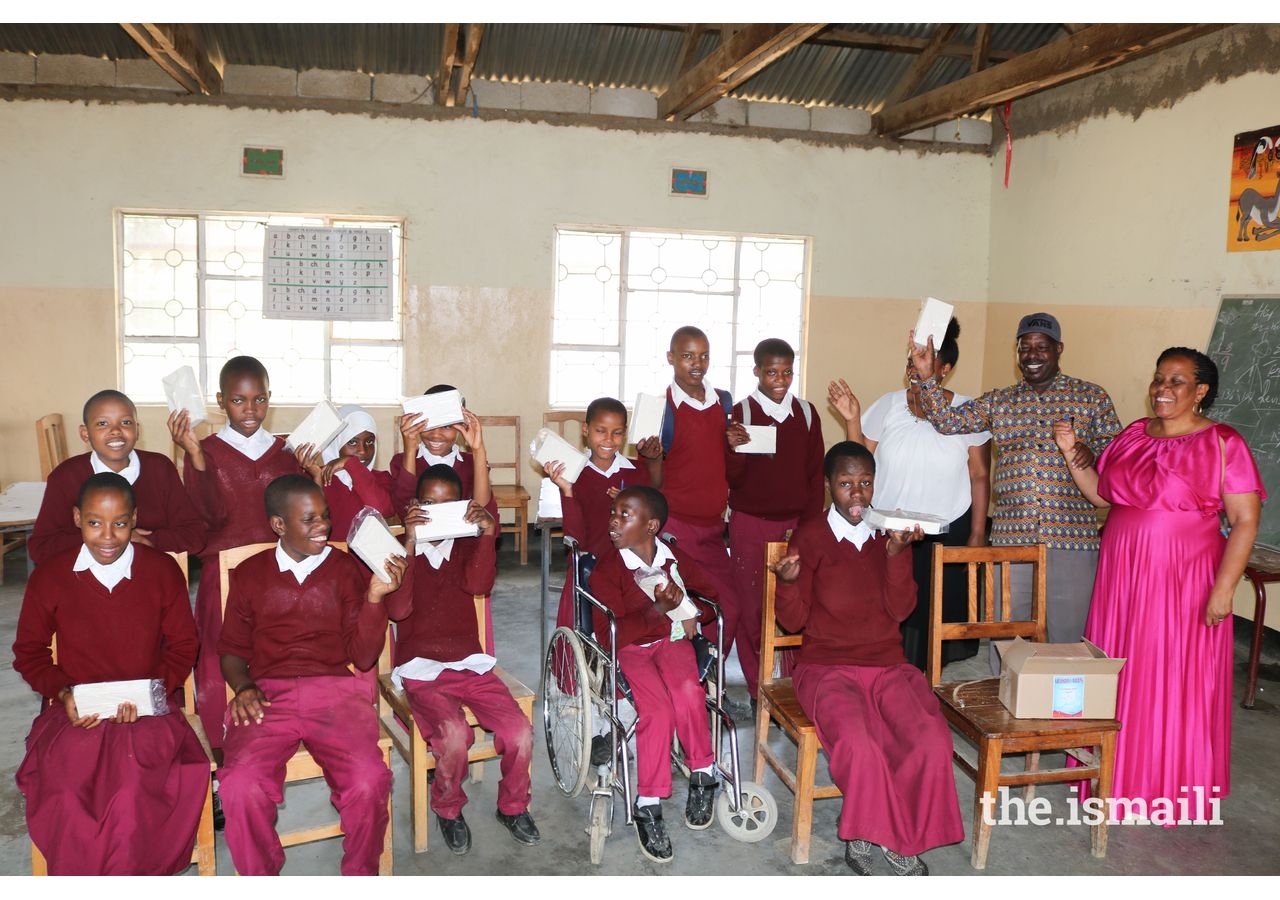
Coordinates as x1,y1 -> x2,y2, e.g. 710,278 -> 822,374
1051,675 -> 1085,718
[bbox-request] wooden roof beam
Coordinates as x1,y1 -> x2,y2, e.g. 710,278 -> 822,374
971,24 -> 992,74
657,22 -> 826,120
884,24 -> 959,107
436,23 -> 461,106
674,23 -> 706,77
874,23 -> 1225,137
454,24 -> 486,107
811,27 -> 1018,63
119,23 -> 221,95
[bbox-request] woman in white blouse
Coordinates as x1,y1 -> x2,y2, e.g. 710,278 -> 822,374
828,319 -> 991,670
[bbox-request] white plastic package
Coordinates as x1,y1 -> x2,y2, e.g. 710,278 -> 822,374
628,393 -> 666,445
414,499 -> 481,543
285,399 -> 346,453
530,427 -> 588,483
733,424 -> 777,454
913,296 -> 954,349
402,390 -> 465,429
861,507 -> 951,535
162,365 -> 208,425
72,679 -> 169,718
347,507 -> 408,583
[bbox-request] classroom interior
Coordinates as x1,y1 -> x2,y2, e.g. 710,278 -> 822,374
1,22 -> 1278,878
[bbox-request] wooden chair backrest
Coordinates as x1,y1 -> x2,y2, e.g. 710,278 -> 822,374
476,415 -> 521,486
541,410 -> 586,449
759,541 -> 803,689
926,543 -> 1048,686
35,414 -> 68,480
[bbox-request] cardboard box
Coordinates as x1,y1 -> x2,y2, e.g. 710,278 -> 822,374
996,637 -> 1125,719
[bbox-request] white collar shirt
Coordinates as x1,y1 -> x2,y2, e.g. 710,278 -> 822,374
73,542 -> 135,591
586,454 -> 636,479
417,445 -> 462,467
669,381 -> 720,412
274,542 -> 331,584
218,423 -> 277,462
414,538 -> 455,569
827,505 -> 874,551
89,450 -> 142,484
751,390 -> 794,424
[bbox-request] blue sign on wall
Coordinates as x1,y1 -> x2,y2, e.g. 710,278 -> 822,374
671,168 -> 708,196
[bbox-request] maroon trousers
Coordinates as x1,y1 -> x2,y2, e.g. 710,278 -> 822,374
728,510 -> 799,697
619,638 -> 714,798
793,662 -> 964,857
662,516 -> 735,645
402,669 -> 533,818
219,675 -> 391,875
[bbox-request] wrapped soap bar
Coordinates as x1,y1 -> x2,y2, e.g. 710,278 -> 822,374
72,679 -> 169,718
530,427 -> 588,483
162,365 -> 208,425
285,399 -> 345,453
347,508 -> 408,583
414,499 -> 481,542
861,508 -> 950,535
402,390 -> 465,429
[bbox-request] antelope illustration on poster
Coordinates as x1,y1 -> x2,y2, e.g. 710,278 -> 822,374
1229,125 -> 1280,251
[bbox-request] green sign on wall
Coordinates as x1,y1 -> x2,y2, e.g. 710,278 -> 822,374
242,147 -> 284,177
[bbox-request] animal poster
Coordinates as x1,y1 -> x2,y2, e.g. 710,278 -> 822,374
263,226 -> 393,319
1228,125 -> 1280,251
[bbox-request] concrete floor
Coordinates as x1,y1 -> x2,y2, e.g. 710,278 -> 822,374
1,531 -> 1278,878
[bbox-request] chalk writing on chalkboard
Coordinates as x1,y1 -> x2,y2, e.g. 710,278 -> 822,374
263,226 -> 393,321
1205,296 -> 1280,549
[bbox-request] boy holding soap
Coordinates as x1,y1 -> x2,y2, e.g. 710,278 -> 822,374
383,464 -> 539,854
723,339 -> 825,706
589,485 -> 719,863
29,389 -> 207,564
542,397 -> 663,631
168,356 -> 301,750
771,442 -> 962,876
14,472 -> 208,874
217,474 -> 404,876
389,384 -> 494,518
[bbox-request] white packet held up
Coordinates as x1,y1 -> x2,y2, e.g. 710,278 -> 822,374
530,428 -> 588,483
347,507 -> 408,583
162,365 -> 208,425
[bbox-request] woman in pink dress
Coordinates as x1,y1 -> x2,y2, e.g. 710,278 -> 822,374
1054,347 -> 1265,823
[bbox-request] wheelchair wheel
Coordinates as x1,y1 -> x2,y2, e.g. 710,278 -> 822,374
543,626 -> 592,797
588,792 -> 611,865
717,781 -> 777,843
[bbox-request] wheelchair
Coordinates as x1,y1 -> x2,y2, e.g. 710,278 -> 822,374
543,537 -> 776,864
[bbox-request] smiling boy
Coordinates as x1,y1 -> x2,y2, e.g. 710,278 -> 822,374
216,474 -> 404,876
29,389 -> 206,564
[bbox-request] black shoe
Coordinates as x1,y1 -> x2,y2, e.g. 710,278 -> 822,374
684,771 -> 717,830
590,734 -> 612,767
496,810 -> 541,845
437,813 -> 471,855
845,839 -> 874,875
883,847 -> 928,876
212,788 -> 225,832
632,803 -> 673,863
692,634 -> 718,682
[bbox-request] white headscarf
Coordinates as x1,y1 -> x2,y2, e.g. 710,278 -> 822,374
322,405 -> 378,487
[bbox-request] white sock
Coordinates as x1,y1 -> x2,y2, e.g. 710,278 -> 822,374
636,796 -> 660,808
694,765 -> 715,777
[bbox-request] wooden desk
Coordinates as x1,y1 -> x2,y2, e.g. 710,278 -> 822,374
1243,546 -> 1280,709
0,482 -> 45,585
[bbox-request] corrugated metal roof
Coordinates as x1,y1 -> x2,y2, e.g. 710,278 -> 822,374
0,23 -> 1067,112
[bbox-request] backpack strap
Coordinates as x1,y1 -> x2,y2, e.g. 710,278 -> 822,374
739,398 -> 752,427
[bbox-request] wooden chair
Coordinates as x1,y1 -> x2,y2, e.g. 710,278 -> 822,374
377,594 -> 535,852
32,552 -> 216,876
477,415 -> 532,565
35,414 -> 68,480
220,542 -> 394,875
927,544 -> 1119,869
171,410 -> 228,468
541,409 -> 587,447
752,540 -> 842,864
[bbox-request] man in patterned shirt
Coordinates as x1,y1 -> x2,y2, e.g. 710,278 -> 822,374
908,312 -> 1121,651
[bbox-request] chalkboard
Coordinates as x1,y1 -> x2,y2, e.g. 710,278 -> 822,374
1205,296 -> 1280,549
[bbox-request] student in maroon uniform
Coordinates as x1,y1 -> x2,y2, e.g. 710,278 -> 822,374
29,389 -> 206,564
590,486 -> 719,864
772,442 -> 962,876
296,404 -> 395,543
385,465 -> 539,855
168,356 -> 300,750
217,475 -> 404,876
542,397 -> 663,630
724,339 -> 825,706
643,327 -> 736,644
13,473 -> 208,875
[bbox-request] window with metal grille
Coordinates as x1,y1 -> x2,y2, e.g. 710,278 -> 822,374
117,211 -> 404,405
549,227 -> 808,408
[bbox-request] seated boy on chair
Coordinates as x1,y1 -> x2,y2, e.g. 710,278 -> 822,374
217,474 -> 405,876
771,441 -> 963,876
384,464 -> 540,855
589,485 -> 719,864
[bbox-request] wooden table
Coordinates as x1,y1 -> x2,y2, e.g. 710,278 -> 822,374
1243,546 -> 1280,709
0,481 -> 45,585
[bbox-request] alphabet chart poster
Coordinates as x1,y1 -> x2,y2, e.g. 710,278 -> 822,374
264,226 -> 393,320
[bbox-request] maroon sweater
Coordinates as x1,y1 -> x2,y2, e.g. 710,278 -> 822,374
388,450 -> 498,521
725,396 -> 826,521
776,516 -> 916,668
662,390 -> 731,527
384,533 -> 497,666
29,451 -> 208,564
590,542 -> 717,650
13,545 -> 197,701
218,547 -> 390,677
560,459 -> 651,559
323,463 -> 396,545
183,434 -> 300,562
